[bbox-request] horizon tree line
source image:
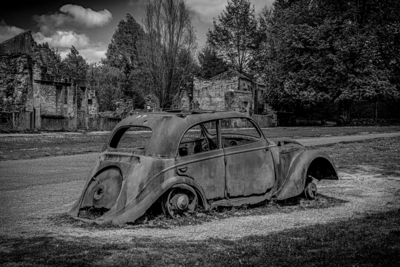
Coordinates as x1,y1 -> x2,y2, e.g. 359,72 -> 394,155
55,0 -> 400,119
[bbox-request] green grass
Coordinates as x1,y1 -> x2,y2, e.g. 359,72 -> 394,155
1,209 -> 399,266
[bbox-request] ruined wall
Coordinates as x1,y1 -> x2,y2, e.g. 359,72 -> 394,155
0,31 -> 36,56
0,32 -> 102,131
0,54 -> 32,112
39,83 -> 57,114
145,94 -> 160,111
87,88 -> 98,115
193,76 -> 253,114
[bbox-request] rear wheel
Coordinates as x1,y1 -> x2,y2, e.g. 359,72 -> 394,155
161,188 -> 198,218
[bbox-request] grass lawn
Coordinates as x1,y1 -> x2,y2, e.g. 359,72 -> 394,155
0,137 -> 399,266
1,210 -> 399,266
1,125 -> 400,161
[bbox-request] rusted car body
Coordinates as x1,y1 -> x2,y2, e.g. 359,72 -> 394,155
68,111 -> 338,224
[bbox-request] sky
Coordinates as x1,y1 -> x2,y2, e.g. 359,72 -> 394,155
0,0 -> 274,63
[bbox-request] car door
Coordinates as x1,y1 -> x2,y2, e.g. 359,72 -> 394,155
174,121 -> 225,200
221,118 -> 275,197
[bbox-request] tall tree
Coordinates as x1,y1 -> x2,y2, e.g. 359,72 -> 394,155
62,46 -> 88,80
104,14 -> 145,99
197,45 -> 229,79
260,0 -> 400,119
206,0 -> 258,74
140,0 -> 197,108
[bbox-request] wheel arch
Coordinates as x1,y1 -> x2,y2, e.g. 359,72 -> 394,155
275,150 -> 339,200
100,176 -> 208,225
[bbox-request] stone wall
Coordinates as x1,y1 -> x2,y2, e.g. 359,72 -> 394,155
193,76 -> 254,114
192,69 -> 271,116
0,54 -> 32,112
0,31 -> 99,131
0,111 -> 32,131
191,70 -> 276,126
87,88 -> 98,115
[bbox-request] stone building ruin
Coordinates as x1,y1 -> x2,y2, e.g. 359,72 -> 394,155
0,31 -> 99,131
189,70 -> 276,127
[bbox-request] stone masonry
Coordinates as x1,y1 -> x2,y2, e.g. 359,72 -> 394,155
191,70 -> 268,115
0,31 -> 98,131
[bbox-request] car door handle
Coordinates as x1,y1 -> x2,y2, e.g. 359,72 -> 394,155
178,167 -> 187,173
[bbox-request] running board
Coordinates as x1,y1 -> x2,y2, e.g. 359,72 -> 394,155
210,194 -> 272,209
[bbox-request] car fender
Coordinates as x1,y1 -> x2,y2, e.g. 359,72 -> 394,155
68,157 -> 103,217
97,176 -> 208,225
275,149 -> 338,200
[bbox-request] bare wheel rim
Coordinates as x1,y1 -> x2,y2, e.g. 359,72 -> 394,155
162,188 -> 198,218
304,182 -> 317,200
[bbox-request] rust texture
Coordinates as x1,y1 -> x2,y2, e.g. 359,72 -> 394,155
69,110 -> 338,224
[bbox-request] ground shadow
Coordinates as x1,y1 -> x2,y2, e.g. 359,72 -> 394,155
1,209 -> 399,266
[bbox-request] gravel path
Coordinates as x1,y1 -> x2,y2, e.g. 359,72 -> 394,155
52,170 -> 400,241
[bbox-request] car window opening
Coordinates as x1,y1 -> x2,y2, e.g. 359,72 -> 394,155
221,118 -> 261,148
178,121 -> 218,157
109,126 -> 152,155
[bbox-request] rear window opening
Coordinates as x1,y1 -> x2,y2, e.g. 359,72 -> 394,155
109,126 -> 152,154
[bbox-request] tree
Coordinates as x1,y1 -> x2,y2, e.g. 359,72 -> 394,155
247,6 -> 272,79
206,0 -> 258,74
197,45 -> 229,79
61,46 -> 88,80
140,0 -> 197,108
104,14 -> 145,99
259,0 -> 399,119
87,63 -> 123,112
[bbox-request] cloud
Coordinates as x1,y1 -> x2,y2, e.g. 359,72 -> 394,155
34,4 -> 112,35
58,45 -> 106,63
0,21 -> 25,43
34,31 -> 89,49
188,0 -> 227,22
33,31 -> 106,63
59,5 -> 112,28
30,4 -> 111,62
77,47 -> 107,63
188,0 -> 274,23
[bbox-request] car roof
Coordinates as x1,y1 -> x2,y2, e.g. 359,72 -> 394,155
111,110 -> 251,158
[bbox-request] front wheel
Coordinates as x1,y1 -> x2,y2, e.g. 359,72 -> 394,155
304,181 -> 317,200
161,188 -> 198,218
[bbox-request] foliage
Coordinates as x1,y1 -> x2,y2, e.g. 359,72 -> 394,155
61,46 -> 88,80
87,64 -> 123,112
197,45 -> 228,79
207,0 -> 258,74
140,0 -> 197,108
104,14 -> 145,100
258,0 -> 400,118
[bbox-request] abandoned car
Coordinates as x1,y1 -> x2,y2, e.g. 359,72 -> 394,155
68,110 -> 338,224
